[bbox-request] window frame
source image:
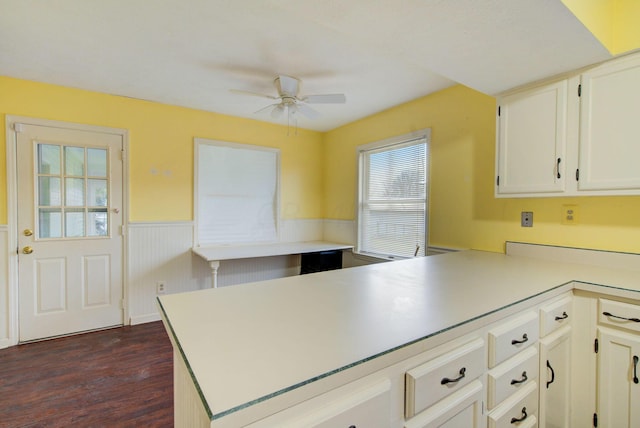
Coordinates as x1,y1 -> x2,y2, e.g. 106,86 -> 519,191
356,129 -> 430,260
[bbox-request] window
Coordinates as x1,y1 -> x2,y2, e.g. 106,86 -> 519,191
357,130 -> 429,259
195,139 -> 280,246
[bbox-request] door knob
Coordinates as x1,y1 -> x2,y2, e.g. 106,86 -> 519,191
22,246 -> 33,254
23,229 -> 33,236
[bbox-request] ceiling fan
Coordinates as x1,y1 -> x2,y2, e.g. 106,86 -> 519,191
230,75 -> 346,121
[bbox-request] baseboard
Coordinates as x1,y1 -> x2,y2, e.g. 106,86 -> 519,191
129,313 -> 161,325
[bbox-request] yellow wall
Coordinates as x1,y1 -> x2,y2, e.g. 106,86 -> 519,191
0,76 -> 324,223
323,85 -> 640,254
563,0 -> 640,54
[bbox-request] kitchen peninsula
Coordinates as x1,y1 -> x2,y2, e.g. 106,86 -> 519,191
158,243 -> 640,427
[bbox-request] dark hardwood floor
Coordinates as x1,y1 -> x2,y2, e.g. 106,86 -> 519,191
0,322 -> 173,427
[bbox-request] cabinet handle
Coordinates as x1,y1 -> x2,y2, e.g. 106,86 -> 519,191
556,158 -> 561,179
510,371 -> 528,385
555,311 -> 568,321
441,367 -> 466,385
511,333 -> 528,345
634,356 -> 638,385
546,360 -> 555,389
602,311 -> 640,323
510,407 -> 528,424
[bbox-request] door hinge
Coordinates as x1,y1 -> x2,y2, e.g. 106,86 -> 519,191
120,149 -> 125,161
578,84 -> 582,97
120,225 -> 125,236
594,338 -> 599,353
593,412 -> 598,427
496,176 -> 500,186
576,169 -> 580,181
498,106 -> 501,116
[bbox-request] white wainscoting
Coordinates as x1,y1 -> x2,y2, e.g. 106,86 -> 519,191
128,222 -> 206,324
128,219 -> 328,325
0,225 -> 10,348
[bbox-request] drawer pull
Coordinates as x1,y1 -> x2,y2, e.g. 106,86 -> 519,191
510,407 -> 528,424
603,311 -> 640,323
546,360 -> 555,389
634,356 -> 639,384
554,311 -> 568,321
511,333 -> 528,345
510,371 -> 528,385
441,367 -> 466,385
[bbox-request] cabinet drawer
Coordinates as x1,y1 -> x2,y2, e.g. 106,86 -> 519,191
247,379 -> 391,428
540,295 -> 572,337
405,338 -> 485,419
487,346 -> 538,409
599,298 -> 640,333
487,381 -> 538,428
488,311 -> 539,368
404,380 -> 483,428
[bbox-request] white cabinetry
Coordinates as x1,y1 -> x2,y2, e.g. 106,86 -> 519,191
578,54 -> 640,191
495,51 -> 640,197
539,326 -> 572,428
596,298 -> 640,428
495,80 -> 567,196
538,294 -> 573,428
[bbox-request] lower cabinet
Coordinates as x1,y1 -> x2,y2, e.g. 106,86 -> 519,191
539,325 -> 572,428
596,326 -> 640,428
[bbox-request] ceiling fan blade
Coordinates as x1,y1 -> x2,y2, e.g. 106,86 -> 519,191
230,89 -> 278,100
277,75 -> 299,96
254,103 -> 277,114
295,103 -> 320,120
271,104 -> 285,118
303,94 -> 346,104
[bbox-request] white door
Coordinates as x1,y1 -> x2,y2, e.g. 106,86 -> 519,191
15,122 -> 124,342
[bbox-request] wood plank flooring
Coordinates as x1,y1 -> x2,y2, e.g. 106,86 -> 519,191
0,322 -> 173,427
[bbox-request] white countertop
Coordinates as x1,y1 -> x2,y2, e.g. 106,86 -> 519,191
192,241 -> 353,262
157,249 -> 640,422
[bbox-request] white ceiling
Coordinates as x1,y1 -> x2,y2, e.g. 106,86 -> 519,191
0,0 -> 611,131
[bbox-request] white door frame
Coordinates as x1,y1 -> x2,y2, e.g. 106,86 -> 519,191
5,115 -> 130,346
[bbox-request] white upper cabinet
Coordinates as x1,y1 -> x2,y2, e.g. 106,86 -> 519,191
495,51 -> 640,198
496,80 -> 568,196
579,54 -> 640,191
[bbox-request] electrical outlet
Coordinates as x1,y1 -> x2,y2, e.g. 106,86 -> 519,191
521,211 -> 533,227
562,204 -> 578,225
156,281 -> 166,294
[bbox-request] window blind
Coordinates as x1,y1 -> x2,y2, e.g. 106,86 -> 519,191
358,135 -> 428,258
195,140 -> 279,245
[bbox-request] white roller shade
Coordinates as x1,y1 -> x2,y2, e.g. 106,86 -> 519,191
195,140 -> 279,245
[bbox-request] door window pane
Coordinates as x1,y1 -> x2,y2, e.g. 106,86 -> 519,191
38,177 -> 61,206
39,209 -> 62,238
88,209 -> 108,236
64,146 -> 85,176
65,210 -> 84,237
38,144 -> 61,174
35,143 -> 112,240
87,179 -> 108,206
65,178 -> 85,206
87,148 -> 107,177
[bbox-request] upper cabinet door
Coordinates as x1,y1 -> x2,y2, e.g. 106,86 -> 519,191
496,80 -> 567,196
579,55 -> 640,191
